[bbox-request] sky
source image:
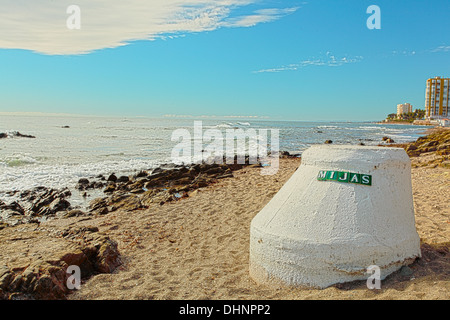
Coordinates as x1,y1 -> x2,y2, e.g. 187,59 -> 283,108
0,0 -> 449,121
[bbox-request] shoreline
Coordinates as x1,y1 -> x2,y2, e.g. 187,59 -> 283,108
1,131 -> 449,300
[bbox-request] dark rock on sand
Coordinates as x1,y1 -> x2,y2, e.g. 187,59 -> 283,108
0,186 -> 73,228
0,131 -> 36,139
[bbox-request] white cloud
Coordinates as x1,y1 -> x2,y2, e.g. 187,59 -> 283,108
431,45 -> 450,53
0,0 -> 298,55
223,7 -> 299,27
254,53 -> 363,73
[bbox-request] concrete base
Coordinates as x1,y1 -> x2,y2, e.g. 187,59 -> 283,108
249,145 -> 421,289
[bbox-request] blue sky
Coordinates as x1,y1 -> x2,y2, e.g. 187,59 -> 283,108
0,0 -> 449,121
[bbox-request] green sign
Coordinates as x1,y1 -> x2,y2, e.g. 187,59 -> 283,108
317,170 -> 372,186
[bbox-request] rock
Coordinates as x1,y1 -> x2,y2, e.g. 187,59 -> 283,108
12,131 -> 36,139
109,194 -> 143,212
0,133 -> 7,139
64,209 -> 85,218
325,140 -> 333,144
135,171 -> 148,178
1,201 -> 24,215
107,174 -> 117,182
89,198 -> 108,212
399,266 -> 413,277
117,176 -> 129,183
151,167 -> 163,174
103,183 -> 116,193
78,178 -> 90,185
94,236 -> 121,273
0,228 -> 121,299
129,188 -> 145,194
49,198 -> 71,213
386,138 -> 395,143
217,173 -> 234,179
61,126 -> 70,128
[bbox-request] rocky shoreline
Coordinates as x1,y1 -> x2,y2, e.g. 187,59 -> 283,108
1,154 -> 300,230
0,155 -> 303,299
386,127 -> 450,168
2,129 -> 448,300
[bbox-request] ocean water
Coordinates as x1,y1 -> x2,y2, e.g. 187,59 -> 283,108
0,113 -> 428,206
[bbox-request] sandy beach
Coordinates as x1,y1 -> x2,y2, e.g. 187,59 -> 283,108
1,131 -> 449,300
64,159 -> 448,300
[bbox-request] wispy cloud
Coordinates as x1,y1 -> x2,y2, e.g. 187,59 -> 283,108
254,52 -> 363,73
0,0 -> 299,55
392,50 -> 416,56
431,45 -> 450,53
222,7 -> 299,27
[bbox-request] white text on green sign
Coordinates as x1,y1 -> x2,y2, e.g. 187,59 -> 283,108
317,171 -> 372,186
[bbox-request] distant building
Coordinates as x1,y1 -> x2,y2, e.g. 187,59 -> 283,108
425,77 -> 450,119
397,103 -> 412,116
438,118 -> 450,127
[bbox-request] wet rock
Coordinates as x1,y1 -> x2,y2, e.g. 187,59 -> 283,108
325,140 -> 333,144
16,132 -> 36,138
135,171 -> 148,178
78,178 -> 90,185
107,174 -> 117,182
49,198 -> 71,213
103,183 -> 116,193
117,176 -> 129,183
0,201 -> 24,215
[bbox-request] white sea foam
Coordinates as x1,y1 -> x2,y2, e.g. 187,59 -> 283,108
0,115 -> 427,205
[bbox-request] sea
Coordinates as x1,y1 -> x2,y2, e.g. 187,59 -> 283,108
0,113 -> 429,208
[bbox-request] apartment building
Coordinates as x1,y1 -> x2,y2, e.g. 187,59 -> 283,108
425,77 -> 449,119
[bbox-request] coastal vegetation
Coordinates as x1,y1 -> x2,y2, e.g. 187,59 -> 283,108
385,109 -> 426,123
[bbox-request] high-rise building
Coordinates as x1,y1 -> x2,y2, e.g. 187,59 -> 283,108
425,77 -> 449,119
397,103 -> 412,116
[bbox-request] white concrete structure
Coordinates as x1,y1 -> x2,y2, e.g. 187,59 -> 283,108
250,145 -> 421,289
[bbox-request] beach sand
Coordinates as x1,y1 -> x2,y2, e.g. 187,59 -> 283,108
55,157 -> 448,300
